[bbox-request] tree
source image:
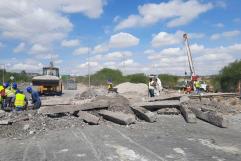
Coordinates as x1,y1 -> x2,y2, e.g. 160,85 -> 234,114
158,74 -> 178,89
217,60 -> 241,92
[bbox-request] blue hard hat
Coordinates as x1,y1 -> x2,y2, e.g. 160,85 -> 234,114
12,82 -> 17,89
26,86 -> 32,93
3,82 -> 9,88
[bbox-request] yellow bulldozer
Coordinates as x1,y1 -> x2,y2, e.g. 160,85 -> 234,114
32,62 -> 62,95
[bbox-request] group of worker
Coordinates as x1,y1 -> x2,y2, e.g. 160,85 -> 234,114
0,82 -> 41,112
184,80 -> 202,94
148,77 -> 163,97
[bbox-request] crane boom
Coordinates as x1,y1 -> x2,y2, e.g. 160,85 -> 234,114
183,33 -> 196,77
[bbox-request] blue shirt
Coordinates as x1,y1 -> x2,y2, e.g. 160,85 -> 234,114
31,90 -> 41,103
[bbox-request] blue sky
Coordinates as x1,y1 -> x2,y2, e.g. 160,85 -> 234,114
0,0 -> 240,76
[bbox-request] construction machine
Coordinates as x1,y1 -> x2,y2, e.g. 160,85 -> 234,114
32,62 -> 62,95
183,33 -> 208,92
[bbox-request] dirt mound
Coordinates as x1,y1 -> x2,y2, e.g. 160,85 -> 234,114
115,82 -> 148,96
74,87 -> 108,100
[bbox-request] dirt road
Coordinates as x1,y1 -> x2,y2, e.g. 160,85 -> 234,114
1,115 -> 241,161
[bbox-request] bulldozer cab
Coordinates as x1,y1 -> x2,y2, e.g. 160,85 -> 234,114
43,62 -> 59,77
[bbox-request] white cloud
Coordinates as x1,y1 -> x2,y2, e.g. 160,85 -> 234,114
90,51 -> 132,62
92,43 -> 109,54
60,0 -> 106,18
5,58 -> 43,72
0,0 -> 106,49
73,47 -> 90,55
214,23 -> 224,28
151,31 -> 204,48
105,51 -> 132,61
210,30 -> 240,40
144,49 -> 155,54
151,32 -> 181,47
147,43 -> 241,75
78,61 -> 99,68
109,32 -> 139,48
61,39 -> 80,47
36,53 -> 59,60
13,42 -> 26,53
30,44 -> 49,55
92,32 -> 140,54
115,0 -> 213,30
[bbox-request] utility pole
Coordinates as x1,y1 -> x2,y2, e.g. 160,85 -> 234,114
87,47 -> 91,90
122,53 -> 125,75
0,64 -> 4,83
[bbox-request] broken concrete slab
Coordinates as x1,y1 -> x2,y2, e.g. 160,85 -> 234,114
131,106 -> 156,122
180,95 -> 190,103
157,108 -> 180,115
81,100 -> 109,111
190,107 -> 228,128
148,95 -> 183,102
135,100 -> 180,110
77,111 -> 100,125
98,110 -> 135,125
0,120 -> 11,125
189,93 -> 237,99
38,100 -> 109,115
38,105 -> 80,114
178,105 -> 197,123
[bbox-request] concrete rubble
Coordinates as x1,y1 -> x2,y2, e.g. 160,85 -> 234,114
0,83 -> 241,139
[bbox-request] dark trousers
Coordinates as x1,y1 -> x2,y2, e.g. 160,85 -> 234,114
33,101 -> 41,109
149,89 -> 154,97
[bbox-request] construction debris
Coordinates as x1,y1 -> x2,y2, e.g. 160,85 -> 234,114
179,104 -> 197,123
157,108 -> 180,115
131,106 -> 157,122
77,111 -> 100,125
135,100 -> 180,110
0,82 -> 241,140
190,107 -> 228,128
99,110 -> 135,125
148,94 -> 183,102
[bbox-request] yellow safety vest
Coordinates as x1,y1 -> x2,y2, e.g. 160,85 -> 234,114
5,88 -> 14,97
195,81 -> 201,88
15,93 -> 26,107
0,85 -> 3,102
11,89 -> 16,94
107,84 -> 113,90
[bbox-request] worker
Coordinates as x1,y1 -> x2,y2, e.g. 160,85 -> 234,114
194,80 -> 201,94
107,79 -> 113,92
26,87 -> 41,109
0,83 -> 4,109
13,90 -> 28,112
11,82 -> 19,94
148,78 -> 155,97
3,82 -> 15,110
154,77 -> 163,96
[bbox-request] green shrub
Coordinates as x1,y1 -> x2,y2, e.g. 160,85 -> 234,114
125,73 -> 148,84
217,60 -> 241,92
158,74 -> 178,89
